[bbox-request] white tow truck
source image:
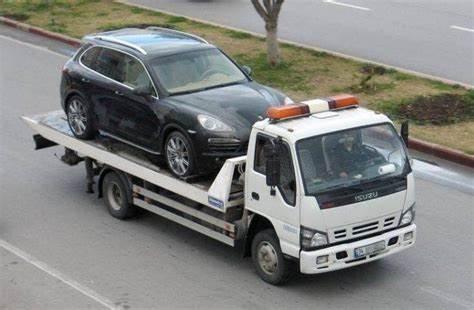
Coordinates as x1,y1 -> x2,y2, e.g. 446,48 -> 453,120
23,94 -> 416,284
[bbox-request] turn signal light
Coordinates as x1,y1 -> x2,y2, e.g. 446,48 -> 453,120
267,94 -> 359,121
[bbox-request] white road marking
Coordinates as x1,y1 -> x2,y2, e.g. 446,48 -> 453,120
323,0 -> 371,11
0,34 -> 70,58
0,239 -> 119,310
450,25 -> 474,33
420,286 -> 473,309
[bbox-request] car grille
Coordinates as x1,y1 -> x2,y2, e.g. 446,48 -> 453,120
328,213 -> 399,242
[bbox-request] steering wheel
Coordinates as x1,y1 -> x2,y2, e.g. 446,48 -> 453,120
200,68 -> 225,80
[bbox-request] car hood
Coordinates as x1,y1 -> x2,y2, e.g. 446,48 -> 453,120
163,82 -> 283,130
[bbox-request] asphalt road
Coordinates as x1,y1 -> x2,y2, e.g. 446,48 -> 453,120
127,0 -> 474,86
1,26 -> 474,309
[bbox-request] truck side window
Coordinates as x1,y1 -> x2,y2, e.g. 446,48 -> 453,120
254,135 -> 296,206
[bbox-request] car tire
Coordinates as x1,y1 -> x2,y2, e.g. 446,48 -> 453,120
103,172 -> 136,219
251,229 -> 295,285
66,95 -> 96,139
165,131 -> 196,178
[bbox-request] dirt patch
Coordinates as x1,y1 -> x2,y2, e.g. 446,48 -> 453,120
398,93 -> 474,125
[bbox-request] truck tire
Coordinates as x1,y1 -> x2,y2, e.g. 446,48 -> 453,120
103,172 -> 136,219
251,229 -> 294,285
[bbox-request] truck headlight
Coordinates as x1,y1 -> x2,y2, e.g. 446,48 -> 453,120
399,203 -> 416,226
197,115 -> 233,132
301,226 -> 328,250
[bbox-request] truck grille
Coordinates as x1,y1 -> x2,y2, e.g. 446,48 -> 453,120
329,213 -> 399,242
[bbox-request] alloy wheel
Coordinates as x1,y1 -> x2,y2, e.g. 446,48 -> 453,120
68,99 -> 88,136
166,136 -> 190,176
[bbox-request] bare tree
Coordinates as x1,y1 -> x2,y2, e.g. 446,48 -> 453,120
251,0 -> 285,66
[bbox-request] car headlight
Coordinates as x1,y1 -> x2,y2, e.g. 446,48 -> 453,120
301,226 -> 328,250
283,96 -> 294,105
399,203 -> 416,226
197,115 -> 233,132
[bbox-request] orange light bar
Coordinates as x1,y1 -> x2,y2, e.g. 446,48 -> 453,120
327,94 -> 359,109
267,103 -> 310,120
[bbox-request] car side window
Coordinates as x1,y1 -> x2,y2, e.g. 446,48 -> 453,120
254,134 -> 297,206
80,46 -> 101,69
121,54 -> 155,95
94,48 -> 126,83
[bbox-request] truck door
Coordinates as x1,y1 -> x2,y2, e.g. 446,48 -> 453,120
246,134 -> 300,258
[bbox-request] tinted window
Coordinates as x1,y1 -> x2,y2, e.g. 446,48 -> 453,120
80,46 -> 101,69
95,48 -> 125,82
254,135 -> 296,206
122,54 -> 154,93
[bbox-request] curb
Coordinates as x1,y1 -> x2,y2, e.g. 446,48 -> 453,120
408,138 -> 474,168
1,16 -> 473,168
116,0 -> 473,90
0,16 -> 81,47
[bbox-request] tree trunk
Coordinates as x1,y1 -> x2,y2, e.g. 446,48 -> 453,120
265,22 -> 280,66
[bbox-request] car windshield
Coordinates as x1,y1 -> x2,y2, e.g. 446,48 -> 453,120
150,48 -> 247,95
296,123 -> 408,195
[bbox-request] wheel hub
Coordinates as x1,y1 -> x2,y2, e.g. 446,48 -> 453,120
167,136 -> 190,176
257,241 -> 278,275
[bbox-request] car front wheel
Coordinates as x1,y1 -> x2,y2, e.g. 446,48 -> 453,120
66,96 -> 96,139
165,131 -> 195,178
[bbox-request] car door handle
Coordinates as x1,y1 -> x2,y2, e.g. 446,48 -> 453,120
81,77 -> 90,83
251,192 -> 260,200
114,90 -> 124,96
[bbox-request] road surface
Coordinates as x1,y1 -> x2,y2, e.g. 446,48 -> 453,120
1,25 -> 473,309
127,0 -> 474,86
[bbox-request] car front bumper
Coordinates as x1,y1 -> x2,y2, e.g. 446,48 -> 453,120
300,224 -> 416,274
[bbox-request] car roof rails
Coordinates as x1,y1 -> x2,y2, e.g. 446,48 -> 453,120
94,35 -> 148,55
146,26 -> 209,44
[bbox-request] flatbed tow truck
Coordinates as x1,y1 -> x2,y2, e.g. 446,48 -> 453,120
23,94 -> 416,284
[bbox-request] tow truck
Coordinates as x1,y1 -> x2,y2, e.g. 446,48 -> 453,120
23,94 -> 416,284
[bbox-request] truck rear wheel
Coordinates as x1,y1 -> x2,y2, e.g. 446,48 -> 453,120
251,229 -> 294,285
103,172 -> 136,219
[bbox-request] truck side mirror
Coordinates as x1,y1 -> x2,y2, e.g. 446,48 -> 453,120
400,121 -> 409,147
263,141 -> 281,190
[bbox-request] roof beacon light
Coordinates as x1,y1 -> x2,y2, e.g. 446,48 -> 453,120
267,94 -> 359,121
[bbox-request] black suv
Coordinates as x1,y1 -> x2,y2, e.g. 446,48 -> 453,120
60,27 -> 290,177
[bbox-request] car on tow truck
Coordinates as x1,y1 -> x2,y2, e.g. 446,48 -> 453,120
24,94 -> 416,284
60,27 -> 291,178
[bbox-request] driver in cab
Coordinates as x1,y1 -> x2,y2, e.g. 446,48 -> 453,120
332,131 -> 371,179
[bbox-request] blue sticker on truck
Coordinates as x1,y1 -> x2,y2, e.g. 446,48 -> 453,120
208,196 -> 224,209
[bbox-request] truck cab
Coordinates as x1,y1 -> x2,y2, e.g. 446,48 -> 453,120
245,95 -> 416,283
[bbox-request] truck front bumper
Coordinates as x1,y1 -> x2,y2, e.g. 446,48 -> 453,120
300,224 -> 416,274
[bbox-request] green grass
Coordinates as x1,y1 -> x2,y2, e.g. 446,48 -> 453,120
1,0 -> 472,153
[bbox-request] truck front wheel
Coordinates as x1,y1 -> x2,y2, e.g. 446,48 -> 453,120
251,229 -> 294,285
103,172 -> 136,219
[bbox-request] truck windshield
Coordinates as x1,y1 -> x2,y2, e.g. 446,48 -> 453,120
150,48 -> 248,95
296,123 -> 409,195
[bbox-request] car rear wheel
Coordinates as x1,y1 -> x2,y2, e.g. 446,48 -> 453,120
66,96 -> 96,139
165,131 -> 195,178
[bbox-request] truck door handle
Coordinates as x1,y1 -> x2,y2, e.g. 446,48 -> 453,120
114,90 -> 124,96
81,77 -> 90,83
251,192 -> 260,200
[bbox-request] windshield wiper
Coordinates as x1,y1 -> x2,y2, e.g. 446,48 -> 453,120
170,80 -> 245,96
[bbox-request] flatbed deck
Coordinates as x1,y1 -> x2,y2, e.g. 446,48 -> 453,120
22,111 -> 247,246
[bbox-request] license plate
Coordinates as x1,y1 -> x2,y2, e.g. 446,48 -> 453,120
354,240 -> 386,258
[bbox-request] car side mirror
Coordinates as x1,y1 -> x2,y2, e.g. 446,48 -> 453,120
242,65 -> 252,76
263,140 -> 282,194
400,121 -> 409,147
133,85 -> 153,98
